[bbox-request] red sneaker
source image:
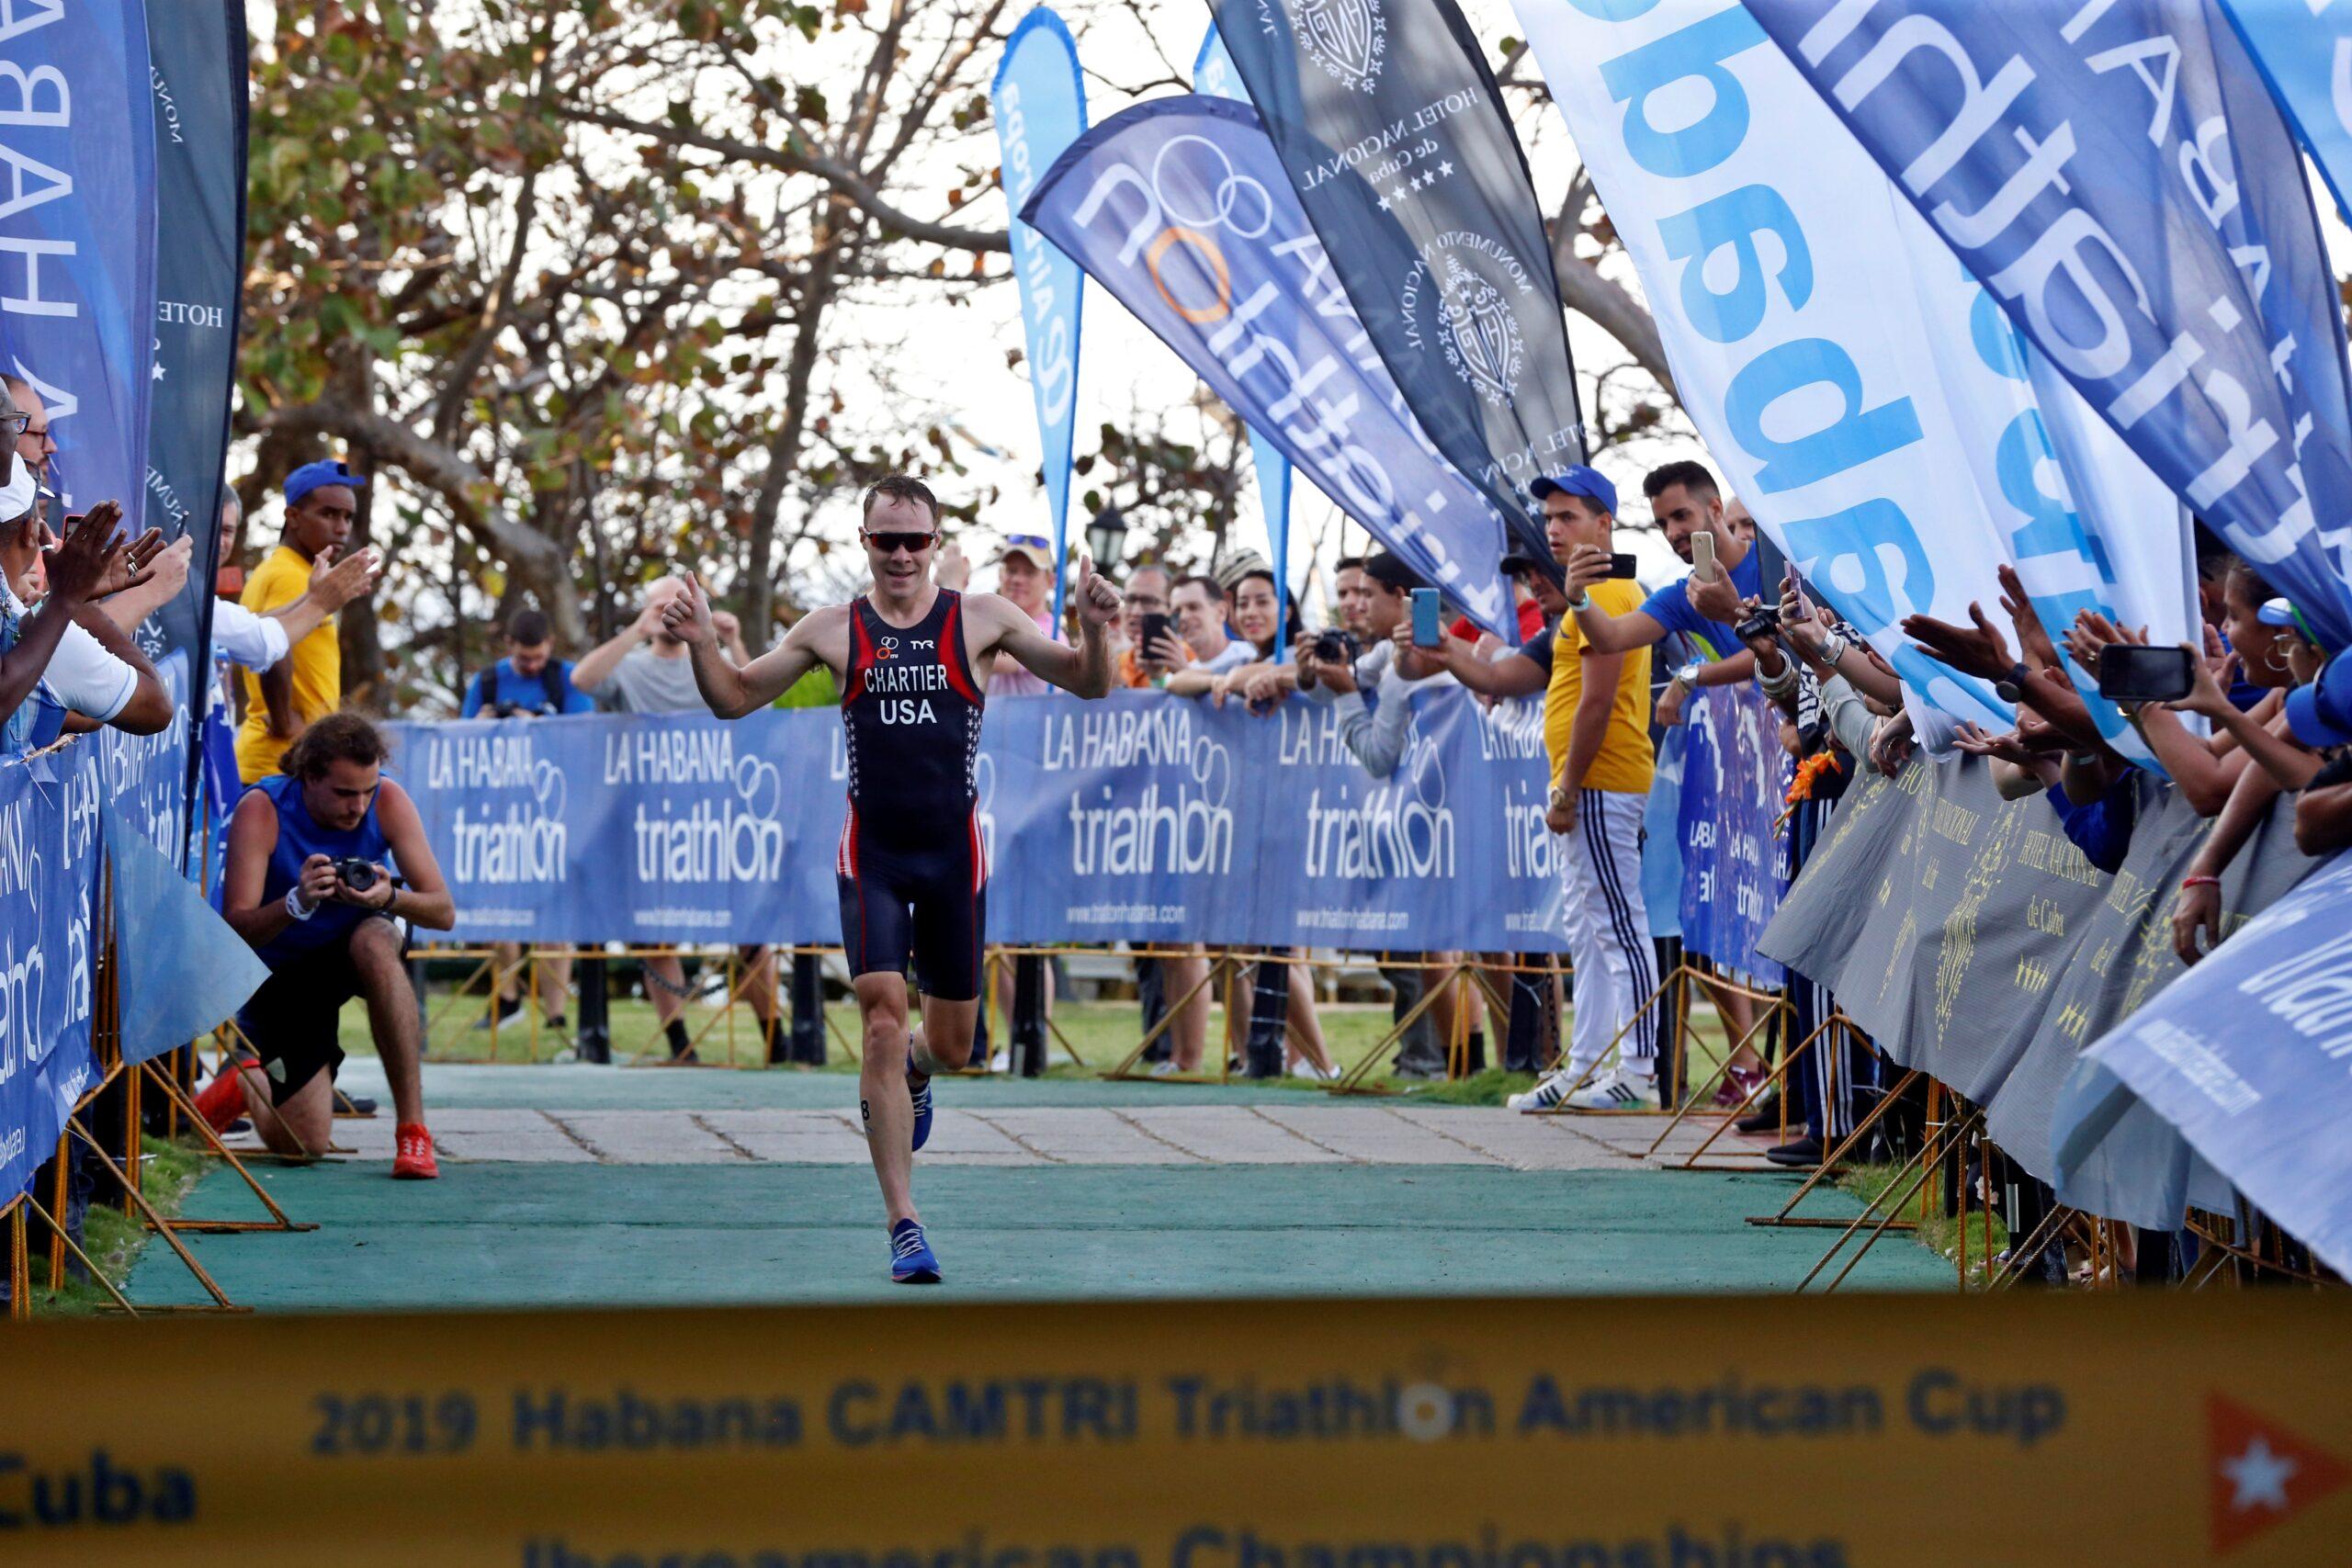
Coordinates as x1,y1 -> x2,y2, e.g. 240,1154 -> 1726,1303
391,1123 -> 439,1179
192,1061 -> 252,1134
1713,1064 -> 1769,1110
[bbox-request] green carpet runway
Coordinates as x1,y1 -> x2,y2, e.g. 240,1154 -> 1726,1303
129,1122 -> 1950,1310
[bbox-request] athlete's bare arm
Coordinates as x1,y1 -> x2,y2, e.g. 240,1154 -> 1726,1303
664,572 -> 847,718
967,554 -> 1123,699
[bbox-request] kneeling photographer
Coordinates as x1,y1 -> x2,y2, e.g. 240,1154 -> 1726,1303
204,715 -> 454,1177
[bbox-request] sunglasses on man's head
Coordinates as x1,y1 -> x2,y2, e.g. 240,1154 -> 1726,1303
864,529 -> 936,556
1005,534 -> 1050,551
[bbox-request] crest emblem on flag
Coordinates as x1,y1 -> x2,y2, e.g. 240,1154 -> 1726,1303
1284,0 -> 1386,92
1438,257 -> 1521,402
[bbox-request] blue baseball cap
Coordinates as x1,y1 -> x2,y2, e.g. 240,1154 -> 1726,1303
1530,465 -> 1617,516
286,458 -> 367,508
2287,646 -> 2352,749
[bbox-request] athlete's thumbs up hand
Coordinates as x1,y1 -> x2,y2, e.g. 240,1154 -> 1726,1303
1074,551 -> 1123,627
663,572 -> 716,646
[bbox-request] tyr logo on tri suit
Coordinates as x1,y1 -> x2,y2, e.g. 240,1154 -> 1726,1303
836,590 -> 989,1002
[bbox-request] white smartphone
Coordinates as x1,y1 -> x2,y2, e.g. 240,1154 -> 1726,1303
1690,530 -> 1719,582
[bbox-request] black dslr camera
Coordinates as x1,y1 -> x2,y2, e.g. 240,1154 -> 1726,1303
1312,628 -> 1361,665
334,857 -> 379,893
1735,603 -> 1781,645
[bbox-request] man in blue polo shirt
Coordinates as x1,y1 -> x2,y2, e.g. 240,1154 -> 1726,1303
461,606 -> 592,1041
1559,459 -> 1758,723
461,607 -> 594,717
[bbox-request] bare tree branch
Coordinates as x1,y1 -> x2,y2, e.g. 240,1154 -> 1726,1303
556,104 -> 1012,254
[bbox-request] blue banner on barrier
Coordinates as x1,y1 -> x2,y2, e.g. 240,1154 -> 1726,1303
96,651 -> 190,857
387,689 -> 1586,953
107,795 -> 265,1068
2060,850 -> 2352,1279
0,746 -> 103,1197
1677,682 -> 1784,982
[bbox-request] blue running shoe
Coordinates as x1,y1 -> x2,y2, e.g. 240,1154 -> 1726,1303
889,1219 -> 941,1283
908,1054 -> 934,1152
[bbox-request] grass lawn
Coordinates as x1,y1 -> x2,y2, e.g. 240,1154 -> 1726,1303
1839,1160 -> 2011,1287
351,964 -> 1745,1104
20,1134 -> 208,1315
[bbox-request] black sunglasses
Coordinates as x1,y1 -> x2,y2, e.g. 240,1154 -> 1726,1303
864,529 -> 937,556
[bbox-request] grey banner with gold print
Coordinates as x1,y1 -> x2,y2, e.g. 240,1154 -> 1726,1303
1762,756 -> 2109,1105
1764,757 -> 2324,1213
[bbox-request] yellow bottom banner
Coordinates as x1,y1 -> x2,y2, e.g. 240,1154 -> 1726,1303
3,1292 -> 2348,1565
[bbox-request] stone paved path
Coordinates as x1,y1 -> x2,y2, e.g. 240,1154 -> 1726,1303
266,1064 -> 1782,1172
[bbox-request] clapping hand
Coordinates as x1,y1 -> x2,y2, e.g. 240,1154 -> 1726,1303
41,502 -> 150,606
1903,602 -> 2017,682
310,544 -> 383,613
1951,722 -> 2040,767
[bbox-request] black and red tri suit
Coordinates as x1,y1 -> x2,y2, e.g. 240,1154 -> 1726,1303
834,589 -> 989,999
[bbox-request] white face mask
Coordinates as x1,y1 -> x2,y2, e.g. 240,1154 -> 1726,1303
0,454 -> 31,523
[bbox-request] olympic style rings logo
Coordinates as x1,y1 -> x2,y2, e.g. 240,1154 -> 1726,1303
1138,135 -> 1276,325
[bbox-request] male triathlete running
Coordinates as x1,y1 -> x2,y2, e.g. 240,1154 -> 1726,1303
665,475 -> 1121,1283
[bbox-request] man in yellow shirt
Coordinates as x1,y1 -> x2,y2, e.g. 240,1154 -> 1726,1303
1507,466 -> 1660,1113
236,460 -> 362,784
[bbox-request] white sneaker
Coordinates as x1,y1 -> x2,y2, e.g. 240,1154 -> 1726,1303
1148,1060 -> 1179,1077
1564,1066 -> 1659,1111
1508,1069 -> 1580,1113
989,1047 -> 1012,1072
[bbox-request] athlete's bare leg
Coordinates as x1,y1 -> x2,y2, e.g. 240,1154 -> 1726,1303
237,1067 -> 332,1159
856,974 -> 918,1224
859,976 -> 980,1226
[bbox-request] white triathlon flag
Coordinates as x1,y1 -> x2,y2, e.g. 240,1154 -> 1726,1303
1514,0 -> 2194,753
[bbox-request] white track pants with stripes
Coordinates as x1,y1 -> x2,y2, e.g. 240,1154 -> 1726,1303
1560,788 -> 1657,1077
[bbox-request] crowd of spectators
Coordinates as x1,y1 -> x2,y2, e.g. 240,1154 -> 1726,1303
15,386 -> 2349,1277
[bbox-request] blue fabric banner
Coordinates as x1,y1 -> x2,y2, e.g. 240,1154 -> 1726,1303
0,3 -> 158,532
1207,0 -> 1584,579
1676,681 -> 1784,983
94,650 -> 190,858
107,795 -> 264,1067
1022,96 -> 1515,636
384,690 -> 1585,952
0,745 -> 103,1198
2058,850 -> 2352,1279
1745,0 -> 2352,650
994,7 -> 1088,624
1194,24 -> 1299,642
2219,0 -> 2352,226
